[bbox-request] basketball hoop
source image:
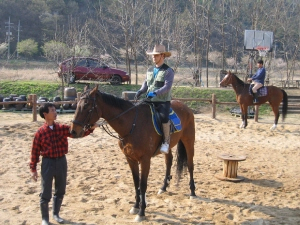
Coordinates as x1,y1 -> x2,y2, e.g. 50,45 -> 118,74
255,46 -> 270,57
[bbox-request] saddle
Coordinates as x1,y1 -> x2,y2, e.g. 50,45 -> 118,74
148,104 -> 182,136
249,84 -> 268,97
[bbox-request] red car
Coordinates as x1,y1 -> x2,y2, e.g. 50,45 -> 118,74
57,57 -> 130,85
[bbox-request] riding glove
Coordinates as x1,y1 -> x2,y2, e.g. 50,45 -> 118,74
147,92 -> 157,99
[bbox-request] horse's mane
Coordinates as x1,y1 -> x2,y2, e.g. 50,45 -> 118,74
97,90 -> 134,110
232,73 -> 247,86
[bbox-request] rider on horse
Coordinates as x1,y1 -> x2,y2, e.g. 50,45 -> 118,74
135,44 -> 174,154
247,59 -> 266,103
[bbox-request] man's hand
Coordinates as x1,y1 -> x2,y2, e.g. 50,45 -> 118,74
31,171 -> 38,182
147,92 -> 157,99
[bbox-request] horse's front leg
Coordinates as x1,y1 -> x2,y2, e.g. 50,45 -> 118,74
127,158 -> 140,216
158,150 -> 173,194
240,105 -> 248,128
134,160 -> 151,222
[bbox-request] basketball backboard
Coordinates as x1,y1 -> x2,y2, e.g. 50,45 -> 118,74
244,30 -> 273,52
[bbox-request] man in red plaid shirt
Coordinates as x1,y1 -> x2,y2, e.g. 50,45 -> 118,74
30,103 -> 97,225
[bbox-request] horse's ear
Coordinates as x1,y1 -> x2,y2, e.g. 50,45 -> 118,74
228,71 -> 232,75
90,85 -> 98,97
84,84 -> 90,92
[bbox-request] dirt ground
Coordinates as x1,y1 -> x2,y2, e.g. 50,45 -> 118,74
0,109 -> 299,225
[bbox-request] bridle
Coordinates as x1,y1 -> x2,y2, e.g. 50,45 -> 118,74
72,90 -> 147,139
71,94 -> 99,131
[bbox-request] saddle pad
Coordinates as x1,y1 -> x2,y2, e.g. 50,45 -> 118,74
249,86 -> 267,97
149,105 -> 182,136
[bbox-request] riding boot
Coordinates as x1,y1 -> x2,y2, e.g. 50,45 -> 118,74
160,121 -> 170,154
40,202 -> 49,225
253,92 -> 259,103
53,196 -> 64,223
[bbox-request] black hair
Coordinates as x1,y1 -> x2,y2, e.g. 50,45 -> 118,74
257,59 -> 264,65
39,103 -> 56,119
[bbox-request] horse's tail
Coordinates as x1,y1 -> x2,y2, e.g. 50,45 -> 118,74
281,89 -> 288,121
176,140 -> 187,181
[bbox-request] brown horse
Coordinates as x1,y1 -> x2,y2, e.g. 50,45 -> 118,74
70,85 -> 196,221
220,71 -> 288,129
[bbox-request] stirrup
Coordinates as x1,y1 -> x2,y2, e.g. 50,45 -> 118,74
160,143 -> 169,154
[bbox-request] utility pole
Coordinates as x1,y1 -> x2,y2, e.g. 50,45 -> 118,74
17,20 -> 21,58
5,17 -> 14,60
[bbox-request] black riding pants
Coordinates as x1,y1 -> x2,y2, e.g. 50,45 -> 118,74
152,101 -> 170,123
40,155 -> 67,204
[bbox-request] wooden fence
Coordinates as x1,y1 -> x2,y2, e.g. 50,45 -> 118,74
0,93 -> 298,122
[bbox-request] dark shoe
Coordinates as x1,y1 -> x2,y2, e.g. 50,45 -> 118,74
53,196 -> 64,223
40,202 -> 49,225
41,220 -> 50,225
253,93 -> 259,103
53,215 -> 64,223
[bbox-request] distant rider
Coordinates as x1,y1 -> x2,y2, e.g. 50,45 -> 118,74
247,59 -> 266,103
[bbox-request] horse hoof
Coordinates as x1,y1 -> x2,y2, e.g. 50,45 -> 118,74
129,207 -> 139,215
134,215 -> 146,222
270,125 -> 277,130
190,195 -> 197,200
157,189 -> 165,195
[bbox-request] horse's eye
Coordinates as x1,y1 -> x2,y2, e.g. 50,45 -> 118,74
83,103 -> 88,109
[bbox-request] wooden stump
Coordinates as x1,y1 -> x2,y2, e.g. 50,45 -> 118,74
215,153 -> 246,182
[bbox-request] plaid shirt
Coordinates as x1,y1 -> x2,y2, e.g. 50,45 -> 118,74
30,122 -> 93,172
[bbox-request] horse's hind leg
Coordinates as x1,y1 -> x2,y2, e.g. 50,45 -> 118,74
187,149 -> 196,197
180,139 -> 196,197
158,151 -> 173,194
270,104 -> 280,130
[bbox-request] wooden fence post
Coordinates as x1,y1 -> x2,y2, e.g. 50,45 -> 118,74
212,93 -> 216,119
77,92 -> 81,102
32,94 -> 37,122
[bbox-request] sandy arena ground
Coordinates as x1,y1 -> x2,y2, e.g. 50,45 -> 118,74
0,110 -> 299,225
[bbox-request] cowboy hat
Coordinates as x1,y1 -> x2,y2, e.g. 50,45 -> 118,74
146,44 -> 171,57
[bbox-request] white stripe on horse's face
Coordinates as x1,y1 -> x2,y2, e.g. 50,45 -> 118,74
220,74 -> 228,85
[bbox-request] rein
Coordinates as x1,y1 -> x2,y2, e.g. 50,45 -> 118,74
73,90 -> 147,140
100,99 -> 145,141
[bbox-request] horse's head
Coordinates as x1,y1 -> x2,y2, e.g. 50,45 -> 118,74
70,85 -> 101,138
219,71 -> 233,87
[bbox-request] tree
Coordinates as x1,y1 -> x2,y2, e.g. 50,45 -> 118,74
42,40 -> 69,63
17,39 -> 38,61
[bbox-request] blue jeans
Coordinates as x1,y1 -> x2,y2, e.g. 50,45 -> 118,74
40,156 -> 67,204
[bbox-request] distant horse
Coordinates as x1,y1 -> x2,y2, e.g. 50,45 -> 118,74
70,85 -> 196,221
220,71 -> 288,129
